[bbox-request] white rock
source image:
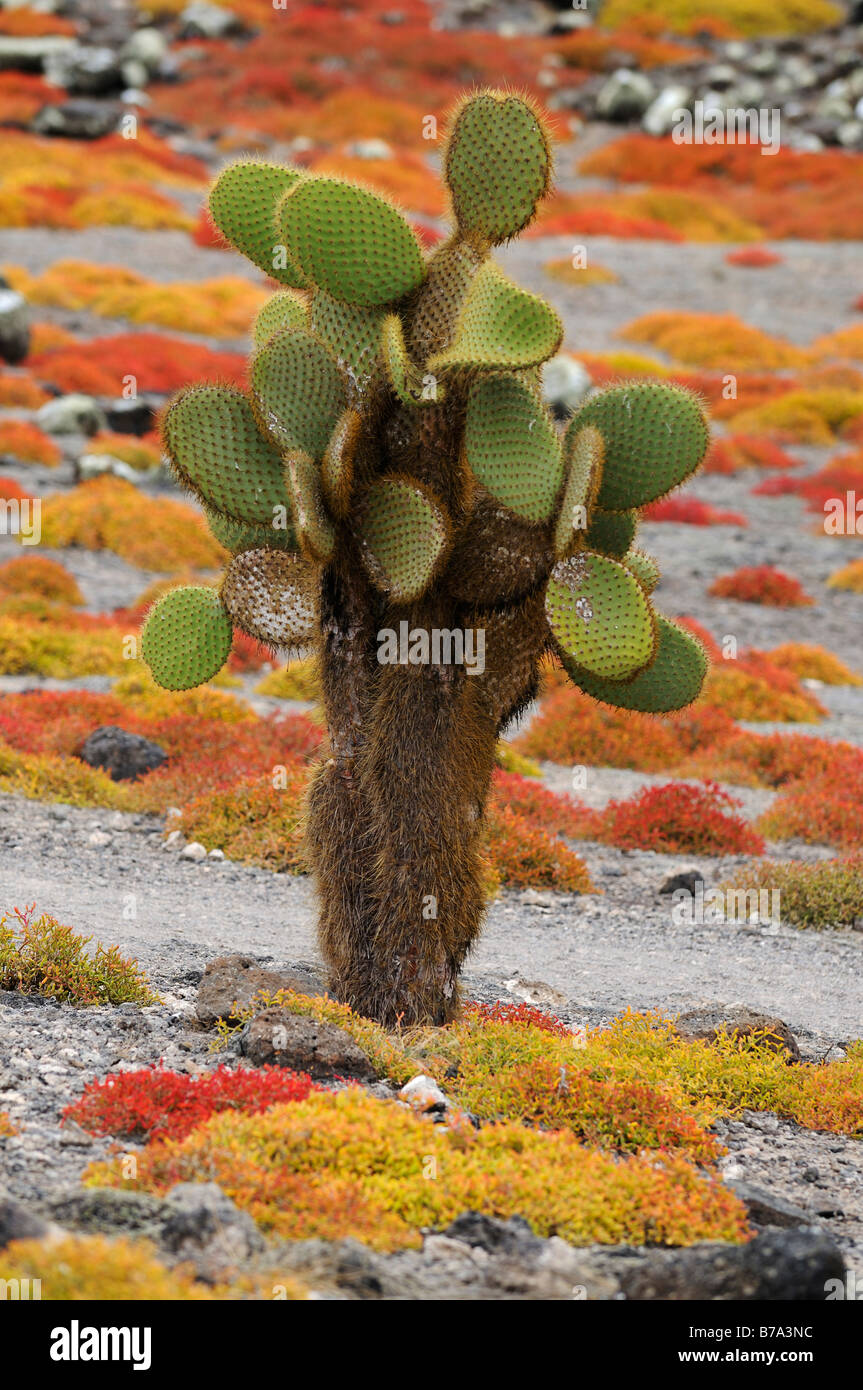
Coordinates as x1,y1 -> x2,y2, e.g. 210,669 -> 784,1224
518,888 -> 552,908
207,848 -> 225,860
87,830 -> 112,848
36,393 -> 106,436
181,841 -> 208,862
78,453 -> 152,485
121,27 -> 168,72
120,59 -> 149,89
541,354 -> 592,415
347,138 -> 392,159
121,86 -> 150,106
784,130 -> 823,152
43,44 -> 122,95
729,78 -> 765,108
746,49 -> 779,76
504,975 -> 568,1008
180,3 -> 237,38
642,85 -> 692,137
163,829 -> 185,851
838,119 -> 863,149
718,1156 -> 745,1180
0,288 -> 30,364
0,34 -> 74,70
704,63 -> 737,89
816,94 -> 853,122
596,68 -> 655,121
399,1074 -> 447,1111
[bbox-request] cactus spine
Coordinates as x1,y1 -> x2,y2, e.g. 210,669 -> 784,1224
142,90 -> 710,1026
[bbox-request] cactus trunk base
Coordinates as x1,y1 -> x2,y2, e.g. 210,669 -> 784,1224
308,581 -> 498,1026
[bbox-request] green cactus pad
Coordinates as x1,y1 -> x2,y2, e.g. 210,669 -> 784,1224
209,161 -> 308,288
142,586 -> 233,691
464,374 -> 563,523
221,548 -> 318,648
321,407 -> 361,520
406,236 -> 484,369
444,91 -> 552,245
381,313 -> 428,406
285,451 -> 335,564
205,507 -> 296,554
574,383 -> 709,511
546,552 -> 656,681
164,386 -> 291,526
311,292 -> 385,395
428,263 -> 562,374
563,615 -> 707,713
253,291 -> 309,347
585,507 -> 637,557
357,475 -> 450,603
279,176 -> 425,308
623,549 -> 661,594
251,328 -> 346,458
554,424 -> 603,559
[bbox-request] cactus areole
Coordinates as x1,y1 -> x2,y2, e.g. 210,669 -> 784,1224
142,91 -> 710,1026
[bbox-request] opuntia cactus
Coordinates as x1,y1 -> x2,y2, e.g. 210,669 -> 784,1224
142,90 -> 710,1026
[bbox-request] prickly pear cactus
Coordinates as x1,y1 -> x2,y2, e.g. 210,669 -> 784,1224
142,90 -> 710,1026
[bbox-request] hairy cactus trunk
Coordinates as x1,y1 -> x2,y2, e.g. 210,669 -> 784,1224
308,561 -> 506,1026
142,89 -> 711,1027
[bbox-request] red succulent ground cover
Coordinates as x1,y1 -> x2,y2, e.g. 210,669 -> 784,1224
752,458 -> 863,514
594,781 -> 765,856
517,683 -> 738,772
680,730 -> 863,789
490,769 -> 588,838
0,475 -> 33,502
0,371 -> 51,409
526,209 -> 684,241
0,555 -> 84,605
484,804 -> 595,893
0,72 -> 66,125
27,333 -> 247,396
226,630 -> 276,672
149,0 -> 557,141
707,375 -> 799,420
642,496 -> 748,526
0,9 -> 78,34
724,247 -> 784,268
0,419 -> 61,467
64,1064 -> 321,1144
758,755 -> 863,850
579,135 -> 863,240
751,473 -> 803,497
494,773 -> 765,855
0,691 -> 324,797
708,566 -> 815,606
702,434 -> 800,474
462,1001 -> 574,1036
574,365 -> 796,421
